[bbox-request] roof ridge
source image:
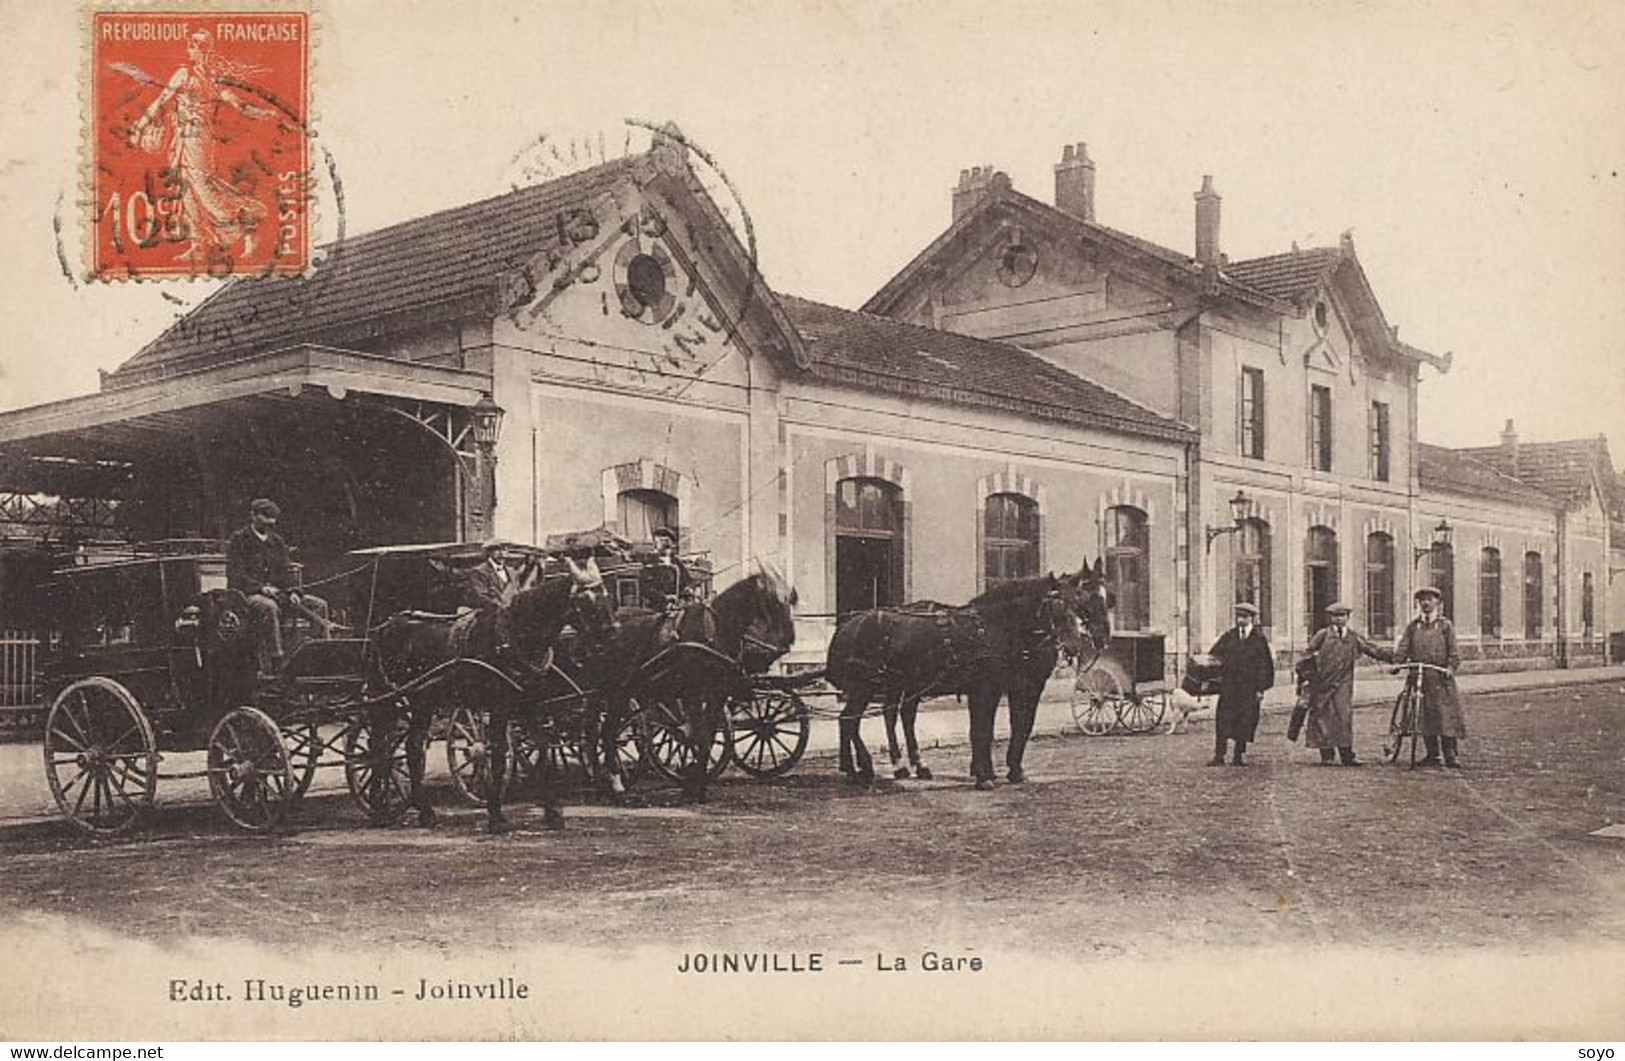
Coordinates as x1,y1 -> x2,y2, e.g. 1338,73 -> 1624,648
782,293 -> 1189,432
1418,442 -> 1560,497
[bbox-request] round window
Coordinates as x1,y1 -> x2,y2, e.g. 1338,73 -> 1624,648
627,253 -> 667,309
1313,301 -> 1329,332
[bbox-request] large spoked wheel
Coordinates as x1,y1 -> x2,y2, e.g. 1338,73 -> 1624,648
1118,690 -> 1166,735
343,710 -> 413,825
728,690 -> 810,778
208,707 -> 295,832
1071,667 -> 1123,736
1383,687 -> 1418,764
42,677 -> 158,837
445,707 -> 507,805
281,723 -> 322,800
638,696 -> 733,783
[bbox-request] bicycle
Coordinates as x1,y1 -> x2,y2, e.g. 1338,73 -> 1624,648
1382,661 -> 1455,766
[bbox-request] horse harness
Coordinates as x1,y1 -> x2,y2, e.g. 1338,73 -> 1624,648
857,589 -> 1073,695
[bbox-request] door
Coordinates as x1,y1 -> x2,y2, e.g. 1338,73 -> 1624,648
836,537 -> 894,614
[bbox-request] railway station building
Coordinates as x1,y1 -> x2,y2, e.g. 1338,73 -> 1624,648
0,129 -> 1614,696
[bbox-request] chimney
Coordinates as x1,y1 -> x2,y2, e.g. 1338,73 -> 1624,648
1054,142 -> 1096,221
1194,175 -> 1221,267
1501,418 -> 1520,476
952,165 -> 999,222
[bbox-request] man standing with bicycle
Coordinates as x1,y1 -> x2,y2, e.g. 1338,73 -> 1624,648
1395,585 -> 1465,767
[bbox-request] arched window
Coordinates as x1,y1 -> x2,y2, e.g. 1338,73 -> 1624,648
617,488 -> 678,543
1234,518 -> 1272,627
835,477 -> 904,613
1479,548 -> 1502,638
1523,551 -> 1543,641
1429,542 -> 1455,619
1365,532 -> 1395,639
1104,505 -> 1148,631
983,493 -> 1039,590
1582,571 -> 1595,641
1305,526 -> 1339,634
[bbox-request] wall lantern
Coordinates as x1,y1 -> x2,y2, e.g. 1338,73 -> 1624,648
1204,490 -> 1252,552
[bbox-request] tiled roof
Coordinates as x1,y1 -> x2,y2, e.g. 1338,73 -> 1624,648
1458,437 -> 1615,505
1417,443 -> 1555,507
780,296 -> 1195,444
862,185 -> 1293,318
1224,247 -> 1343,304
110,157 -> 641,381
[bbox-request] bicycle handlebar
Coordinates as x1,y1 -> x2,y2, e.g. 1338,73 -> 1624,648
1389,661 -> 1454,676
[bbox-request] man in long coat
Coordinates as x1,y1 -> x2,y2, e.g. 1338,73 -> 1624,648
1301,601 -> 1394,766
1395,585 -> 1466,767
1208,602 -> 1275,766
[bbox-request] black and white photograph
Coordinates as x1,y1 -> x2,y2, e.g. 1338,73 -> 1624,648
1,0 -> 1622,1042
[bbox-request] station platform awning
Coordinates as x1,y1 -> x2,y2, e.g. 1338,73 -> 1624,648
0,344 -> 493,468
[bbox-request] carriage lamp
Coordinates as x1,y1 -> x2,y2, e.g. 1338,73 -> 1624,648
1412,519 -> 1453,565
1203,490 -> 1252,552
470,392 -> 504,450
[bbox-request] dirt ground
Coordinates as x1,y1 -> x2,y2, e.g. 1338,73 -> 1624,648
4,685 -> 1623,960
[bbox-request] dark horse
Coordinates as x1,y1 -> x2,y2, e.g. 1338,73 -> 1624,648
369,556 -> 618,833
826,559 -> 1113,790
591,563 -> 798,804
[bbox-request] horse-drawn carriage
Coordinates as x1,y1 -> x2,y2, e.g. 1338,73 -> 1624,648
38,531 -> 805,836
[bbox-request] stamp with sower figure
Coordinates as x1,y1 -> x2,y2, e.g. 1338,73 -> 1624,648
88,5 -> 311,280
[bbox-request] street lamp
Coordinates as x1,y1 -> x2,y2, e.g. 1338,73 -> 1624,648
1413,518 -> 1453,566
467,393 -> 504,541
1204,490 -> 1252,552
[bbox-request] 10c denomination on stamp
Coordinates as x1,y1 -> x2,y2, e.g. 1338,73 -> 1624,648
89,6 -> 311,280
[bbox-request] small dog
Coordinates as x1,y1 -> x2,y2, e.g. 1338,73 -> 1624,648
1164,688 -> 1215,735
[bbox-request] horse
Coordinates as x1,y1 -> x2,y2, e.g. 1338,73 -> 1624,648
825,558 -> 1113,790
591,563 -> 798,804
368,556 -> 619,833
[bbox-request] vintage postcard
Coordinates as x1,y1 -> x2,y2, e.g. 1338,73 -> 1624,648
1,0 -> 1623,1043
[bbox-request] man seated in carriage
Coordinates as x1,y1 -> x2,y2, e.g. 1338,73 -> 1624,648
225,498 -> 329,677
459,540 -> 517,612
642,525 -> 692,644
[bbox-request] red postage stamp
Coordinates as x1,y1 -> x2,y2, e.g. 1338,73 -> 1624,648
89,7 -> 311,280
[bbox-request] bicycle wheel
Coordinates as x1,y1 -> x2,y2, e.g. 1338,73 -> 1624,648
1383,686 -> 1415,764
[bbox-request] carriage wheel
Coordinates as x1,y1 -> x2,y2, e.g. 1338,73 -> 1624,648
728,690 -> 810,778
208,707 -> 294,832
1071,667 -> 1123,736
445,707 -> 507,805
342,712 -> 413,825
1118,691 -> 1167,735
281,723 -> 322,800
42,677 -> 158,837
637,696 -> 733,783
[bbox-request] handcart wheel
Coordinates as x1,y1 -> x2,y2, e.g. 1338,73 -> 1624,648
445,706 -> 508,805
208,706 -> 295,832
1118,690 -> 1167,735
728,689 -> 810,778
342,709 -> 413,825
1071,667 -> 1123,736
637,695 -> 733,782
42,677 -> 158,837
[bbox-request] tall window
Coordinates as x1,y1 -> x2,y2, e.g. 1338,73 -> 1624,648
1582,572 -> 1595,640
618,488 -> 678,542
1305,526 -> 1339,633
1104,505 -> 1149,631
835,477 -> 904,614
1429,543 -> 1455,619
1240,367 -> 1265,459
1233,518 -> 1272,626
1370,401 -> 1391,482
1366,532 -> 1395,638
984,493 -> 1039,590
1523,551 -> 1544,641
1310,384 -> 1333,472
1479,548 -> 1502,638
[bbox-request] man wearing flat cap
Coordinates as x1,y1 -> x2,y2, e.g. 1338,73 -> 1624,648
1207,601 -> 1275,766
1395,585 -> 1465,767
1299,602 -> 1395,766
225,498 -> 328,676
